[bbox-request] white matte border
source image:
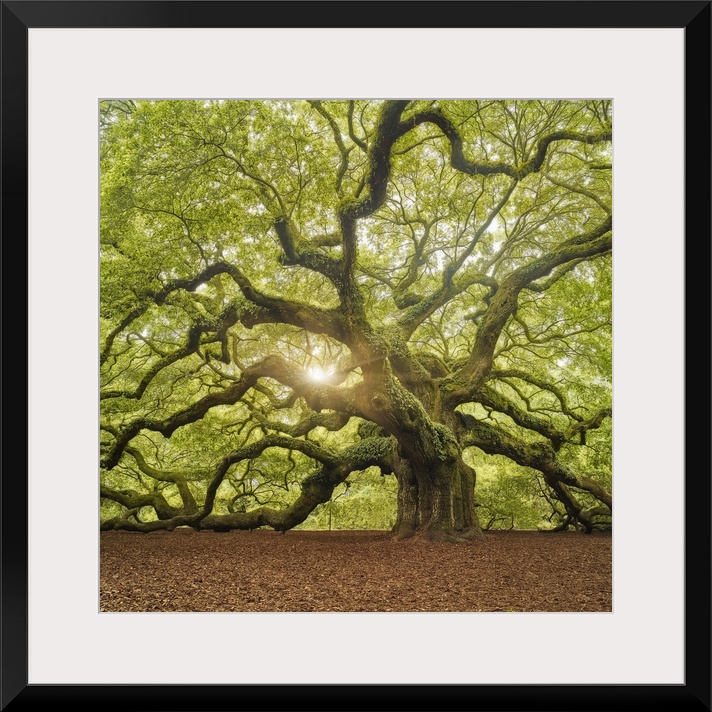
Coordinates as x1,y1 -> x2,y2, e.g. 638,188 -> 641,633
28,28 -> 684,685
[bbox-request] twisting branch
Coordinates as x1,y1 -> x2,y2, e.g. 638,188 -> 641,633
396,107 -> 611,180
457,416 -> 611,511
565,408 -> 612,444
474,384 -> 566,450
272,217 -> 342,282
308,100 -> 352,194
338,100 -> 410,282
447,216 -> 612,394
488,369 -> 586,422
101,353 -> 363,470
124,446 -> 200,512
101,259 -> 350,368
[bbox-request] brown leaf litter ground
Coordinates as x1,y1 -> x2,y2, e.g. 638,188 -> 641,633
100,529 -> 611,612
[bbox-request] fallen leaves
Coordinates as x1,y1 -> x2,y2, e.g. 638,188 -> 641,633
100,529 -> 612,613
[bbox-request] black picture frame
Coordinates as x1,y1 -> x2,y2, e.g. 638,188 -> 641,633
2,2 -> 709,710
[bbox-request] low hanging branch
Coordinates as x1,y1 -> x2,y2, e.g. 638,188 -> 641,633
457,416 -> 611,512
102,432 -> 395,533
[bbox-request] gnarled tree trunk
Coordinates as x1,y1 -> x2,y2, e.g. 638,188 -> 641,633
391,448 -> 483,542
358,369 -> 484,541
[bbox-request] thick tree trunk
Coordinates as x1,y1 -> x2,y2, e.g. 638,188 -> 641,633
356,364 -> 484,542
453,459 -> 480,533
392,455 -> 418,538
391,449 -> 484,542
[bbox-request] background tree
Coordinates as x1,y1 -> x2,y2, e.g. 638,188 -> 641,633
100,99 -> 612,540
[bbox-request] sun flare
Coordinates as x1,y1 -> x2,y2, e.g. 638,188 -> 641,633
307,365 -> 333,383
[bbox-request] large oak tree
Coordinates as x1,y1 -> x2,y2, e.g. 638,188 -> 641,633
100,99 -> 612,541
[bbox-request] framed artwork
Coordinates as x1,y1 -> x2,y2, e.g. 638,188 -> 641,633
4,2 -> 709,710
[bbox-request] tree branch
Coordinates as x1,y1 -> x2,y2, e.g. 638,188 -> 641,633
450,216 -> 612,391
397,107 -> 611,180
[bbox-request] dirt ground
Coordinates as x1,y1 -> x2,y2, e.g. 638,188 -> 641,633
100,529 -> 611,612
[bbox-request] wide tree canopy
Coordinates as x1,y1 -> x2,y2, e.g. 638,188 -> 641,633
100,99 -> 612,540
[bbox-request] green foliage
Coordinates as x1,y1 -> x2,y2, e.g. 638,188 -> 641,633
295,468 -> 397,531
100,99 -> 612,533
468,454 -> 545,530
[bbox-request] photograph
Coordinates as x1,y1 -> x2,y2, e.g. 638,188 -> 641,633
99,97 -> 614,614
